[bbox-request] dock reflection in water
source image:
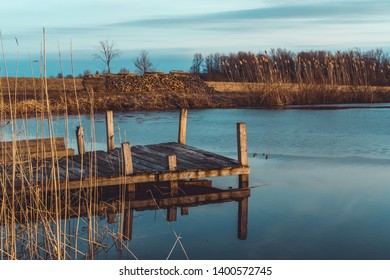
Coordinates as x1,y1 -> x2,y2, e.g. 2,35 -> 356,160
2,180 -> 249,260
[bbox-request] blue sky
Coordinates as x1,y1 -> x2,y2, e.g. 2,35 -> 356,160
1,0 -> 390,76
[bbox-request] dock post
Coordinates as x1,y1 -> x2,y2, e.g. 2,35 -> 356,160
237,123 -> 249,189
178,109 -> 188,144
237,123 -> 249,239
106,111 -> 115,151
181,207 -> 189,216
238,198 -> 248,240
123,204 -> 134,241
122,142 -> 135,194
76,126 -> 85,155
167,154 -> 178,221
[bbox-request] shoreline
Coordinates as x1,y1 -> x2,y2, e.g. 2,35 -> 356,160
1,78 -> 390,117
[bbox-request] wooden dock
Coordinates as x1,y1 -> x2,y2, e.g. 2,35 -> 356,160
1,109 -> 250,193
0,109 -> 250,239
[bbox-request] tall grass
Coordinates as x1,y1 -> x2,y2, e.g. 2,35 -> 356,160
201,48 -> 390,87
0,30 -> 190,260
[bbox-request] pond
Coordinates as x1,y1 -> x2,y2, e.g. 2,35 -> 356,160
3,106 -> 390,260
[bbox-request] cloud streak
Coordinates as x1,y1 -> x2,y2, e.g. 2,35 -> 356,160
113,1 -> 390,29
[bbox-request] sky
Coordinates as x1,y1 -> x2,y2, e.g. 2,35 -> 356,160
0,0 -> 390,76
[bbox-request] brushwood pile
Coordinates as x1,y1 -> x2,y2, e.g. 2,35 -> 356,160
82,72 -> 213,94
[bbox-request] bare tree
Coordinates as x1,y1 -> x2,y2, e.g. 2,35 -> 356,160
190,53 -> 204,74
134,50 -> 154,75
94,40 -> 120,74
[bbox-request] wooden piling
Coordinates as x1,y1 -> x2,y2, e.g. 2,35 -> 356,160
106,111 -> 115,151
181,207 -> 189,216
237,123 -> 248,165
167,155 -> 179,193
238,198 -> 248,240
122,142 -> 133,175
167,154 -> 178,221
167,207 -> 178,222
123,205 -> 134,240
237,123 -> 249,189
178,109 -> 188,145
76,126 -> 85,155
122,142 -> 135,193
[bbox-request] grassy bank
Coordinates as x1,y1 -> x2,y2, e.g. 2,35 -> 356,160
2,77 -> 390,117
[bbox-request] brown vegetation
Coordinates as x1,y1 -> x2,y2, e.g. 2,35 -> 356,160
1,72 -> 390,118
200,48 -> 390,86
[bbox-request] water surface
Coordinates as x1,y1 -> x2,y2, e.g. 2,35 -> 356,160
5,107 -> 390,260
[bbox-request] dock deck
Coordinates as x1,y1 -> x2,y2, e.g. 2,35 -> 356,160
3,141 -> 249,192
1,109 -> 250,193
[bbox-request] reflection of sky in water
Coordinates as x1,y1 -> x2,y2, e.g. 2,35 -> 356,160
5,108 -> 390,259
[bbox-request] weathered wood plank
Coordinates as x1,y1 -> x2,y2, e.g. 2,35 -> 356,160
155,143 -> 238,169
133,145 -> 195,170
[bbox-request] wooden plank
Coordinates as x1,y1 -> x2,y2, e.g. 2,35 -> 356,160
133,145 -> 195,170
155,143 -> 238,169
131,149 -> 167,171
145,144 -> 217,170
109,148 -> 153,173
59,165 -> 250,191
178,109 -> 187,144
106,111 -> 115,151
168,142 -> 241,166
0,137 -> 65,149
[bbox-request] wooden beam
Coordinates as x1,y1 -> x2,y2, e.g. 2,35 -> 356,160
238,198 -> 248,240
167,206 -> 177,222
178,109 -> 188,144
122,142 -> 135,193
167,154 -> 178,195
76,126 -> 85,155
181,207 -> 189,216
237,122 -> 248,165
106,111 -> 115,151
123,206 -> 134,240
52,166 -> 250,192
167,154 -> 178,220
239,174 -> 249,189
121,142 -> 133,175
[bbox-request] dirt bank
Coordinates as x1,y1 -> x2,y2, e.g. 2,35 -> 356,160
1,77 -> 390,117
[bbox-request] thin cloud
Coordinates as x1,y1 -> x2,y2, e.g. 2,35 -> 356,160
112,1 -> 390,29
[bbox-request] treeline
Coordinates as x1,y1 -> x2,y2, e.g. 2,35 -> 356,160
191,48 -> 390,86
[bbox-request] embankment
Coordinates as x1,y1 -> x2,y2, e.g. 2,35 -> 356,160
1,76 -> 390,117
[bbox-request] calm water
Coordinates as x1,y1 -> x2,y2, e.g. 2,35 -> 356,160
7,107 -> 390,259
